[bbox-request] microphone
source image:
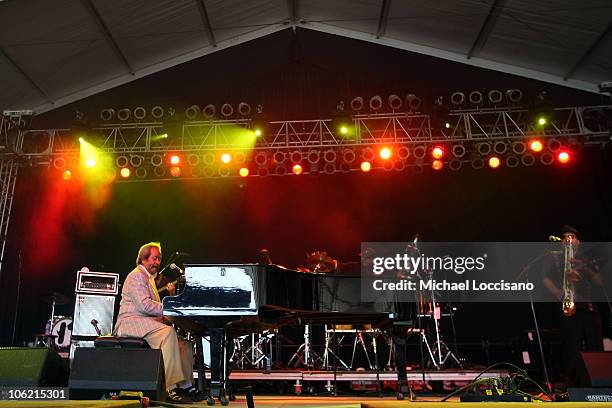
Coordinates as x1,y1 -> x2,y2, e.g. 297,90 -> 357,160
175,251 -> 190,257
549,235 -> 562,242
169,263 -> 184,274
90,319 -> 102,336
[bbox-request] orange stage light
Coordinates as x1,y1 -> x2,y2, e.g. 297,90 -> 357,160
221,153 -> 232,164
292,164 -> 303,175
379,147 -> 392,160
432,160 -> 443,171
120,168 -> 131,178
529,139 -> 543,152
488,156 -> 501,168
62,170 -> 72,180
169,155 -> 180,165
557,151 -> 570,164
360,161 -> 371,172
432,146 -> 444,159
170,166 -> 181,177
239,167 -> 249,177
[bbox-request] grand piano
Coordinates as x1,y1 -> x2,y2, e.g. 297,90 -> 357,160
163,264 -> 412,404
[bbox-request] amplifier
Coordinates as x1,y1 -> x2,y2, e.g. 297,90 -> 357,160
75,271 -> 119,295
72,294 -> 115,337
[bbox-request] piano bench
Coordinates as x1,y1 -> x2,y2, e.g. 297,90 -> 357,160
94,336 -> 149,349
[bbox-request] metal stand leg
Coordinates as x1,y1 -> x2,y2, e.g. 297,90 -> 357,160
323,326 -> 349,370
288,325 -> 321,368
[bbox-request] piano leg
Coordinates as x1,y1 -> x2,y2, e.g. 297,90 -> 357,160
209,328 -> 229,405
393,333 -> 413,400
194,334 -> 215,405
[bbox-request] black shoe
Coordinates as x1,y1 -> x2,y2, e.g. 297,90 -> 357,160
167,388 -> 193,404
180,386 -> 206,402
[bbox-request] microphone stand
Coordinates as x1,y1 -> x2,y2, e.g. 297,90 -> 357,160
515,251 -> 553,394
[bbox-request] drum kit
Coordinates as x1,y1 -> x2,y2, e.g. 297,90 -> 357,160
34,292 -> 73,351
291,244 -> 463,371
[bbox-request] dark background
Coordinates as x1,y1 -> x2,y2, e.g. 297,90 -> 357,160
0,28 -> 610,375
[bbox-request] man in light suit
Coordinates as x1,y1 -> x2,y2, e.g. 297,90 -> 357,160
115,242 -> 198,403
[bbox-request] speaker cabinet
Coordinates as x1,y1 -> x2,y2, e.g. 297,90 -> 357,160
69,348 -> 164,400
72,293 -> 115,336
576,351 -> 612,387
0,347 -> 68,386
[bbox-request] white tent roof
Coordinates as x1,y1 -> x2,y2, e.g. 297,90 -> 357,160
1,0 -> 610,114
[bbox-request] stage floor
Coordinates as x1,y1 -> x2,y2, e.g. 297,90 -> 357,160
185,395 -> 611,407
199,369 -> 509,382
1,396 -> 612,407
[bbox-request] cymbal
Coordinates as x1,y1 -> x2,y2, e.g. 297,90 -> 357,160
306,251 -> 338,273
42,292 -> 69,306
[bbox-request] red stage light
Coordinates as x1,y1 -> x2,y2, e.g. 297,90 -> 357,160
360,161 -> 371,172
170,166 -> 181,177
120,168 -> 131,178
557,150 -> 570,164
432,160 -> 443,171
62,170 -> 72,180
221,153 -> 232,164
239,167 -> 249,177
379,147 -> 392,160
529,139 -> 543,152
432,146 -> 444,159
292,164 -> 303,175
169,154 -> 180,165
488,156 -> 501,168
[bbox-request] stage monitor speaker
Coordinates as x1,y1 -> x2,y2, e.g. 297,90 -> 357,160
69,348 -> 164,400
0,347 -> 69,386
576,351 -> 612,387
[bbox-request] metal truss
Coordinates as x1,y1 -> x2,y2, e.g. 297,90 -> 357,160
1,105 -> 610,161
440,105 -> 612,143
0,159 -> 18,284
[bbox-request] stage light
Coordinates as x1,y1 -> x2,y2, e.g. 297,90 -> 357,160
78,137 -> 85,143
170,166 -> 181,177
292,164 -> 303,175
529,139 -> 544,152
379,147 -> 392,160
221,153 -> 232,164
359,161 -> 370,172
62,170 -> 72,180
432,160 -> 443,171
85,158 -> 96,168
120,168 -> 131,178
169,155 -> 180,165
557,150 -> 570,164
537,116 -> 547,126
254,129 -> 262,137
239,167 -> 249,177
151,132 -> 169,142
445,122 -> 451,129
432,146 -> 444,159
488,156 -> 501,169
339,125 -> 349,135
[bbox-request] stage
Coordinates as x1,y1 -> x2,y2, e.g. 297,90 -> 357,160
2,395 -> 612,408
212,369 -> 509,383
